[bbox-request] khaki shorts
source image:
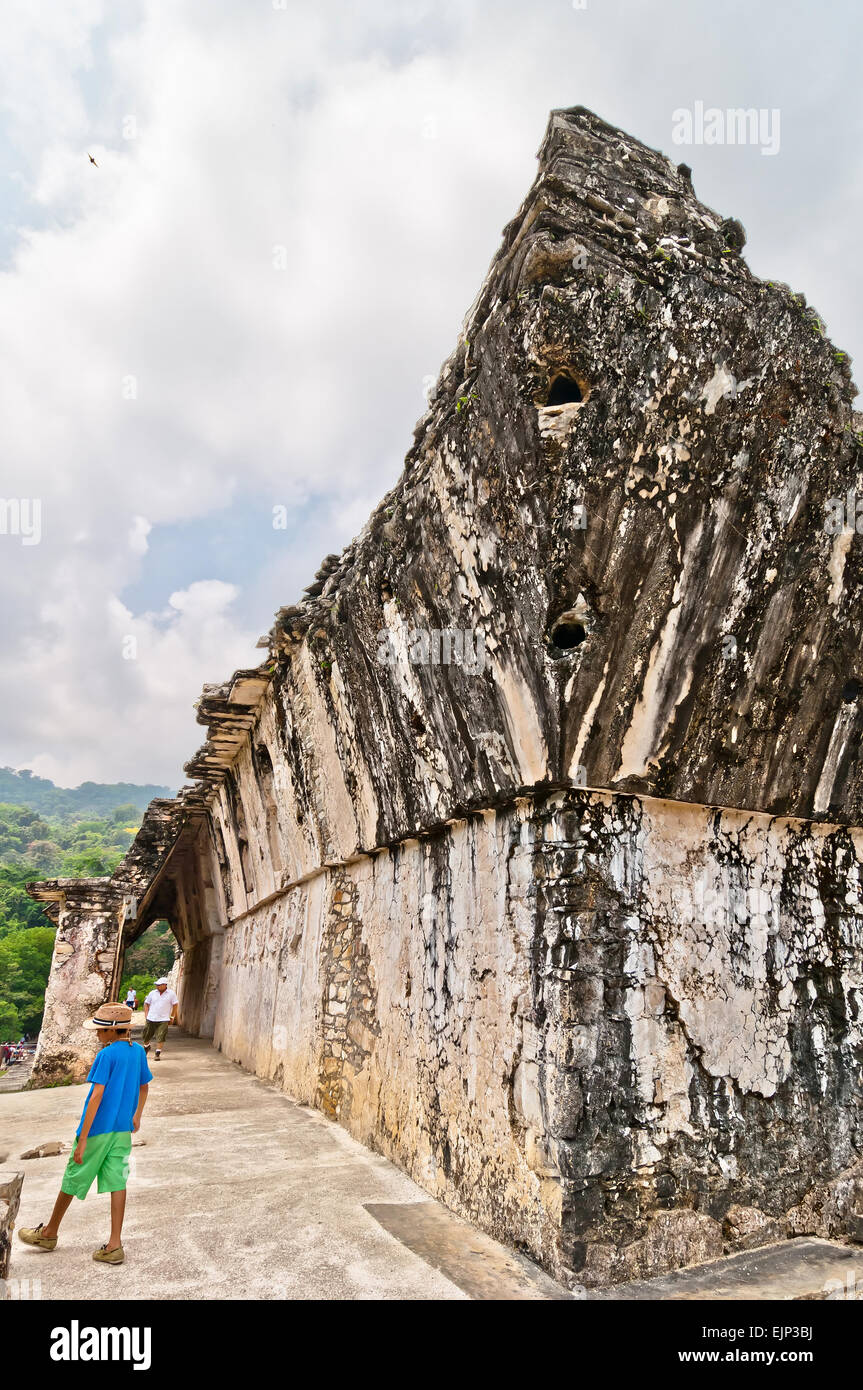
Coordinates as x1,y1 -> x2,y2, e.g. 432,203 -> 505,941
142,1018 -> 170,1045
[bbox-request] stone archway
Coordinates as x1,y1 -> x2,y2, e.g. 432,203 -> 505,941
117,912 -> 180,1008
26,795 -> 224,1081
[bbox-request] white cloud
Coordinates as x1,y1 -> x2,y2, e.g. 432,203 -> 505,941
0,0 -> 860,784
129,515 -> 151,555
20,580 -> 256,787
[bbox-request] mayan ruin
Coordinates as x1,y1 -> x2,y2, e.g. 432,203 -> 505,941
17,107 -> 863,1295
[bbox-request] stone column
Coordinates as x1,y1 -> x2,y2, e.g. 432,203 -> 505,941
199,928 -> 224,1038
27,880 -> 127,1086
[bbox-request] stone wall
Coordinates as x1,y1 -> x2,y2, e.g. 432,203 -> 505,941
0,1170 -> 24,1285
28,881 -> 127,1085
206,787 -> 863,1286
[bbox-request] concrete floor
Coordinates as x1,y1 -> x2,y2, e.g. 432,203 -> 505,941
1,1029 -> 569,1301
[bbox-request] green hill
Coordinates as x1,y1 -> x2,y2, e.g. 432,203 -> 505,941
0,768 -> 172,818
0,799 -> 151,1041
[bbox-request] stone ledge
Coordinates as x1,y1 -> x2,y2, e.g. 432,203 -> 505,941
588,1238 -> 863,1301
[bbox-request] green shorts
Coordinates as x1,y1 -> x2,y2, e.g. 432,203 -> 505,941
60,1131 -> 132,1200
142,1018 -> 169,1045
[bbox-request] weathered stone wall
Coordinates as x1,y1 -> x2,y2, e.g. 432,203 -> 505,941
29,881 -> 127,1085
0,1170 -> 24,1285
214,800 -> 560,1265
206,787 -> 863,1286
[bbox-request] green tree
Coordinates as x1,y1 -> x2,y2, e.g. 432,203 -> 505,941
123,927 -> 175,981
0,871 -> 47,936
0,998 -> 20,1039
0,927 -> 56,1034
119,972 -> 159,1004
0,798 -> 150,1034
25,839 -> 63,872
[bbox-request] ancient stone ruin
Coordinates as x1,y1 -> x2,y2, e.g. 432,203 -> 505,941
0,1169 -> 23,1285
27,108 -> 863,1288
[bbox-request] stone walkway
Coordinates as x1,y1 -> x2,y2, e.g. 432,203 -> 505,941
0,1052 -> 34,1093
1,1031 -> 570,1301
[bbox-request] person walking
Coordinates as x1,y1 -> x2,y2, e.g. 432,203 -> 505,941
142,977 -> 179,1062
125,986 -> 137,1010
17,1002 -> 151,1265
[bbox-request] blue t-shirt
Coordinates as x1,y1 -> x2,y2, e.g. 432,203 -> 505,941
77,1040 -> 153,1137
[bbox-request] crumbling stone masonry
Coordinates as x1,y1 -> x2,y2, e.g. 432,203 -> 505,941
0,1170 -> 24,1285
27,108 -> 863,1286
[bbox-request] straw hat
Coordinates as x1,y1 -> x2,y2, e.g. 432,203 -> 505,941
83,1003 -> 134,1031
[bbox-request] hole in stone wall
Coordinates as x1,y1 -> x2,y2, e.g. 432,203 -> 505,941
545,374 -> 584,407
550,620 -> 588,650
842,679 -> 862,703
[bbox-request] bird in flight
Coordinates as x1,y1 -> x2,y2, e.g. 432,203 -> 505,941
88,153 -> 98,167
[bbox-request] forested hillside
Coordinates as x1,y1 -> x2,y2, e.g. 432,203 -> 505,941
0,767 -> 172,817
0,786 -> 169,1042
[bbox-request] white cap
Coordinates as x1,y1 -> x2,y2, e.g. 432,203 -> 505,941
155,976 -> 169,985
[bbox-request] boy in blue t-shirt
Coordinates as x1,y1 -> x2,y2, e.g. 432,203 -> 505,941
18,1002 -> 152,1265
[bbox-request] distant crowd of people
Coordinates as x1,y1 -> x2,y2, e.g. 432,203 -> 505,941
1,1034 -> 31,1066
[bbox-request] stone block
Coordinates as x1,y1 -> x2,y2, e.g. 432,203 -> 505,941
20,1142 -> 65,1159
0,1169 -> 24,1281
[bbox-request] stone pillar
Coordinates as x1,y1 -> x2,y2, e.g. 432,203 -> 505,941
27,880 -> 126,1086
171,929 -> 222,1039
167,953 -> 183,997
0,1170 -> 24,1284
199,929 -> 224,1039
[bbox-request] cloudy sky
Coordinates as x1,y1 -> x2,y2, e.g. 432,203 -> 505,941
1,0 -> 860,788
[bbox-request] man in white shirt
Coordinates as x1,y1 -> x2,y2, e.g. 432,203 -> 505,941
142,977 -> 179,1062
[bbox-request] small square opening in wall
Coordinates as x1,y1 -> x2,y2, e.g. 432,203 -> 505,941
536,371 -> 590,441
546,374 -> 584,407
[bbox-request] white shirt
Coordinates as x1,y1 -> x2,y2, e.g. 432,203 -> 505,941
144,988 -> 178,1022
